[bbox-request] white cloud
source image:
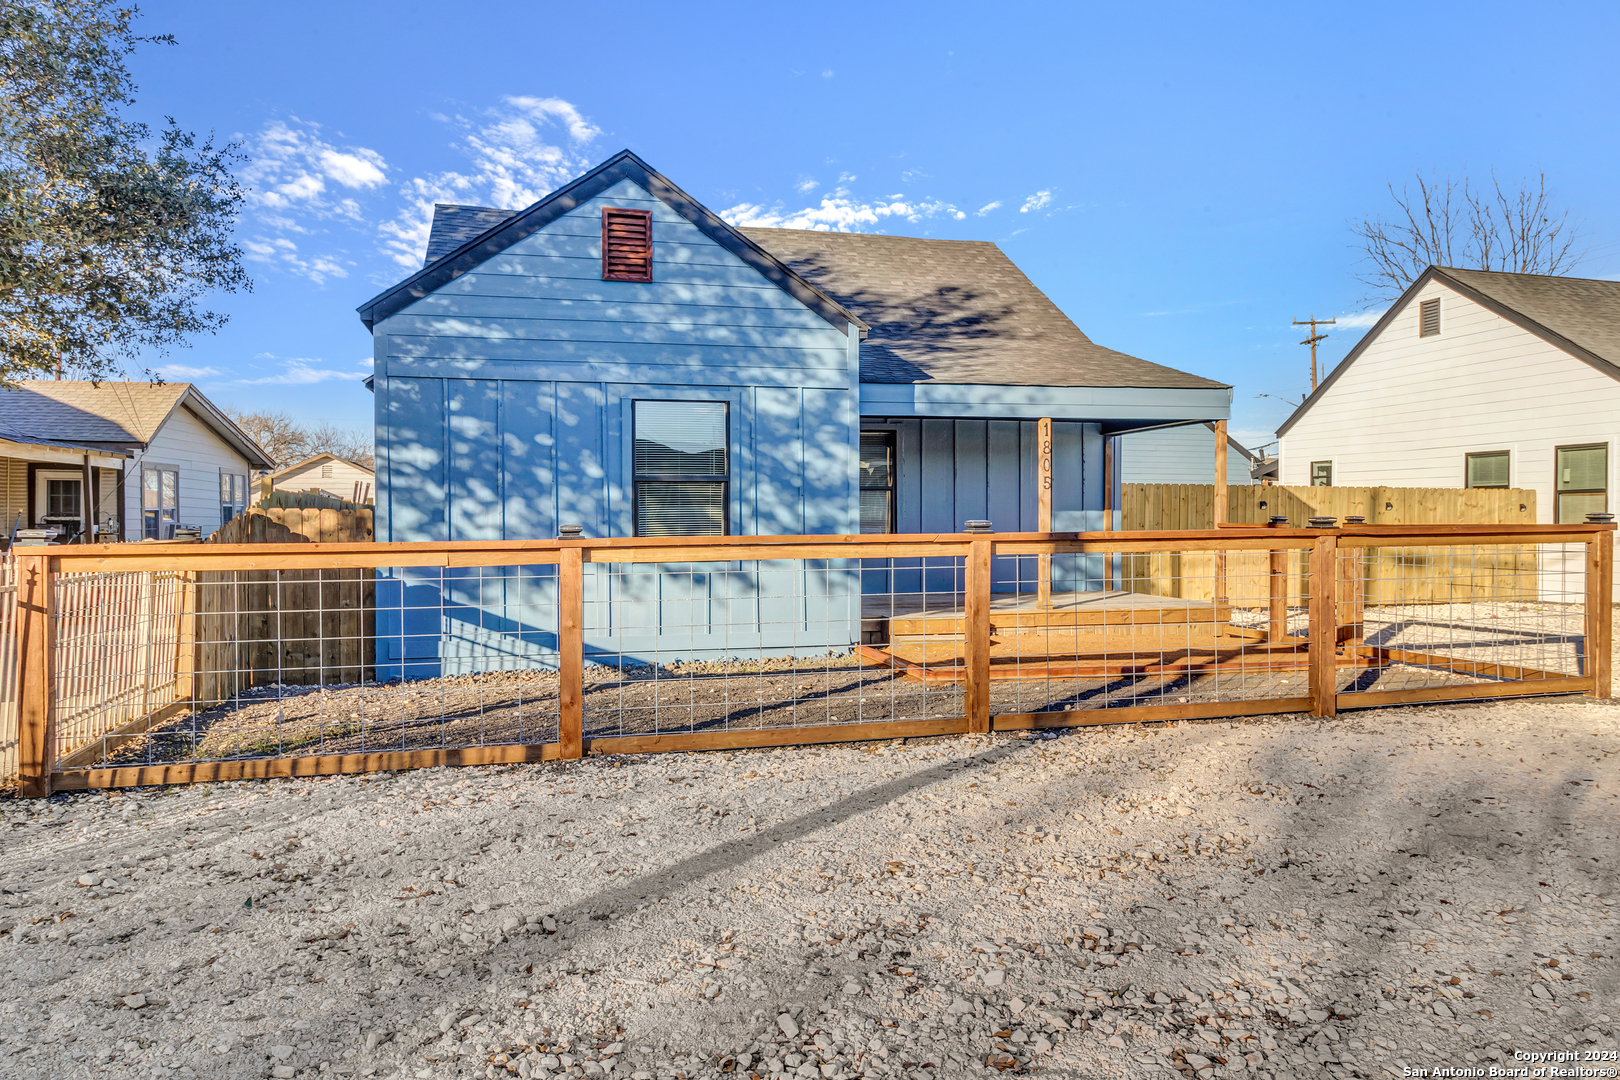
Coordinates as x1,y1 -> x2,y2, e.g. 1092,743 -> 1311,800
977,200 -> 1002,216
1020,190 -> 1053,213
154,364 -> 222,379
721,189 -> 965,231
236,358 -> 368,386
821,69 -> 834,78
379,95 -> 602,268
243,120 -> 389,214
241,234 -> 350,285
1329,308 -> 1388,329
795,178 -> 819,193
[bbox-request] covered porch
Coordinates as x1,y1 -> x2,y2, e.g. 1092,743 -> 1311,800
0,434 -> 125,547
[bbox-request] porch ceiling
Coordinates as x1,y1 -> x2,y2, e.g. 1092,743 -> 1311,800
0,437 -> 126,468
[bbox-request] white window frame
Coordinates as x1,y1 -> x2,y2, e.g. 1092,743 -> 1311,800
220,468 -> 247,525
34,468 -> 87,532
141,463 -> 180,540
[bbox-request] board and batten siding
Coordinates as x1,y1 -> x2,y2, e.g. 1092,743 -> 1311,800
1120,423 -> 1252,486
123,405 -> 255,540
860,417 -> 1108,594
1278,276 -> 1620,526
369,178 -> 860,673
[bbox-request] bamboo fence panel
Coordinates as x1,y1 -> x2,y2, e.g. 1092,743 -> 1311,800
1119,484 -> 1538,605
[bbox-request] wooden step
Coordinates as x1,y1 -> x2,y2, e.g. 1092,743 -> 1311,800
881,623 -> 1265,664
887,602 -> 1233,636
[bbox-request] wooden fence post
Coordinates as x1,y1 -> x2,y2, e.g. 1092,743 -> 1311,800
964,539 -> 993,734
15,553 -> 55,798
1268,544 -> 1288,644
1308,533 -> 1339,717
1587,530 -> 1613,699
558,546 -> 584,758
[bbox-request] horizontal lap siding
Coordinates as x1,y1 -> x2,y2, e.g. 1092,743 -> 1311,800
127,407 -> 254,541
1281,279 -> 1620,524
1120,424 -> 1252,485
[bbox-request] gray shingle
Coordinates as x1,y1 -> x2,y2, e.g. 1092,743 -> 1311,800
0,381 -> 189,449
742,228 -> 1224,389
423,205 -> 521,265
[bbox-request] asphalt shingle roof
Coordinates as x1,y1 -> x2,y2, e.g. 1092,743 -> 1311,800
423,205 -> 527,265
0,381 -> 189,449
739,228 -> 1226,389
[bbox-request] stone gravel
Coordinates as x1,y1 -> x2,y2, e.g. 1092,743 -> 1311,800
2,695 -> 1617,1080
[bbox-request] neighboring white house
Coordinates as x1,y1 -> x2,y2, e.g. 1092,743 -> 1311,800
1277,267 -> 1620,525
270,452 -> 375,503
0,381 -> 273,543
1118,422 -> 1256,486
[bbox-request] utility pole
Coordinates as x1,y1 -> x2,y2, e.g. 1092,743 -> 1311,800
1293,315 -> 1336,390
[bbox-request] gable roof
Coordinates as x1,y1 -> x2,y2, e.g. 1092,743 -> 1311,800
356,150 -> 865,335
0,381 -> 274,467
740,228 -> 1226,389
1278,266 -> 1620,437
272,451 -> 374,481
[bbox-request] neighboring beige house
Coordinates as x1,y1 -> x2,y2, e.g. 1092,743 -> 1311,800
1118,422 -> 1257,487
0,381 -> 272,544
1277,267 -> 1620,524
270,452 -> 374,503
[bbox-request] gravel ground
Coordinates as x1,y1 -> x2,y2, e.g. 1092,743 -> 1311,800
4,696 -> 1618,1080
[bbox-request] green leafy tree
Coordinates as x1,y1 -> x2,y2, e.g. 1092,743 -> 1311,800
0,0 -> 249,384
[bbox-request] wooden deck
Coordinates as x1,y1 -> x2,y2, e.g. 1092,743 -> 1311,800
859,589 -> 1276,681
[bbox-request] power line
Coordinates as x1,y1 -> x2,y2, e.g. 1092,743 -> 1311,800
1292,315 -> 1336,391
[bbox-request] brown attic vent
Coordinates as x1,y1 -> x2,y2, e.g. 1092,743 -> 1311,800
602,207 -> 652,282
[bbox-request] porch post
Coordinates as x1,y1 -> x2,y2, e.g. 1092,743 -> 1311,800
1036,418 -> 1052,606
1213,420 -> 1228,600
1103,435 -> 1114,590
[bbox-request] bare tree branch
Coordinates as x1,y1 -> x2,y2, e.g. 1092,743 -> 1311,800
1351,170 -> 1584,301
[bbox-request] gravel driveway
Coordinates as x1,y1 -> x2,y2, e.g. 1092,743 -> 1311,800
3,693 -> 1617,1080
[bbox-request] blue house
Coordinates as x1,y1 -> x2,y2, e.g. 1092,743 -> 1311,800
356,151 -> 1230,676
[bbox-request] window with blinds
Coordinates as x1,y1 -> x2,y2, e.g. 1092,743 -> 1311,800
1555,443 -> 1607,523
1419,297 -> 1441,337
602,207 -> 653,282
859,432 -> 896,533
1465,450 -> 1510,489
633,401 -> 727,536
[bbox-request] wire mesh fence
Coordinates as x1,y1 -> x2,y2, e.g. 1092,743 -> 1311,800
4,523 -> 1610,795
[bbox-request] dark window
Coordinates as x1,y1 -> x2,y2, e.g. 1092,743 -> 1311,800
45,478 -> 81,519
1419,297 -> 1441,337
220,470 -> 246,525
602,207 -> 652,282
859,432 -> 896,534
1555,443 -> 1607,524
1465,450 -> 1510,489
143,466 -> 178,539
1310,460 -> 1333,487
633,401 -> 727,536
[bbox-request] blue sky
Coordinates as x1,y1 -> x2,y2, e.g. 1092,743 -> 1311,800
127,0 -> 1620,452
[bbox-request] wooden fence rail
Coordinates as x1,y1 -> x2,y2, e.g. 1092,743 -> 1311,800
3,522 -> 1611,796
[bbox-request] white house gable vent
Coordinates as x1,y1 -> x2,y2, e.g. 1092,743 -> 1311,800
1419,297 -> 1441,337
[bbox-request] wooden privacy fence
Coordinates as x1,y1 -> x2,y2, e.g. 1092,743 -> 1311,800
1121,484 -> 1541,604
7,522 -> 1611,797
198,507 -> 376,700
